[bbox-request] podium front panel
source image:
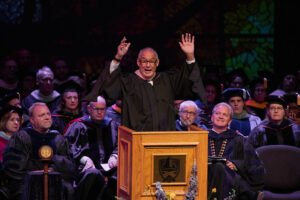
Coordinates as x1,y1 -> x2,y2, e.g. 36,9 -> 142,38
117,126 -> 208,200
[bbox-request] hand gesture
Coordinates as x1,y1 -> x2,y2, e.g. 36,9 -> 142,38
178,33 -> 195,61
115,37 -> 131,60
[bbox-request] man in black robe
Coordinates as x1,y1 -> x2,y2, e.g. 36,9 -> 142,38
248,95 -> 300,148
2,102 -> 75,200
208,102 -> 264,200
65,96 -> 119,200
85,33 -> 205,131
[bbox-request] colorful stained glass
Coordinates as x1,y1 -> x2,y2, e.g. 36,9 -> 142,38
224,0 -> 274,35
225,37 -> 274,80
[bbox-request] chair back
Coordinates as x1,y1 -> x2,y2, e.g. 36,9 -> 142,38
256,145 -> 300,192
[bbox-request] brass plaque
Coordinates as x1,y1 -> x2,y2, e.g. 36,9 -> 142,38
153,155 -> 186,183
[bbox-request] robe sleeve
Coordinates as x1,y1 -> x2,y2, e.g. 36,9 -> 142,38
83,61 -> 114,103
231,137 -> 265,190
167,62 -> 206,101
110,120 -> 119,156
3,130 -> 31,181
64,121 -> 91,165
52,134 -> 76,180
247,125 -> 266,148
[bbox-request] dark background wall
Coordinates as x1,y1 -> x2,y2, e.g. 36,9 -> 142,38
275,1 -> 300,75
0,0 -> 298,82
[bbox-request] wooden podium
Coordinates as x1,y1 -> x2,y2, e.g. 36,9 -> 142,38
117,125 -> 208,200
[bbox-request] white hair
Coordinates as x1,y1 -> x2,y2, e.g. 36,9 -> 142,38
36,66 -> 54,82
212,102 -> 233,118
179,100 -> 200,114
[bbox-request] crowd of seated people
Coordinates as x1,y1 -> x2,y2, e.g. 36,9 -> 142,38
0,37 -> 299,200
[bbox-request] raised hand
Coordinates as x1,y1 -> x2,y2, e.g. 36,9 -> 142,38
115,37 -> 131,60
178,33 -> 195,61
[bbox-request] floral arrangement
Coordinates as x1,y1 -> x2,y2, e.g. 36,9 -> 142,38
152,164 -> 198,200
185,164 -> 198,200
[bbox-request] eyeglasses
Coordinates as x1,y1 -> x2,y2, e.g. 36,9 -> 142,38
138,59 -> 157,65
269,106 -> 284,111
180,111 -> 196,116
91,106 -> 106,112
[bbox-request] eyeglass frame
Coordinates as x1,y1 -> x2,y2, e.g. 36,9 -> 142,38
138,59 -> 158,65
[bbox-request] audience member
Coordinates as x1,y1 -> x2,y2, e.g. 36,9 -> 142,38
0,92 -> 30,127
176,100 -> 207,131
52,81 -> 83,134
14,48 -> 39,74
65,96 -> 119,200
195,79 -> 221,129
246,78 -> 268,120
248,95 -> 300,148
225,69 -> 248,89
222,88 -> 261,136
2,103 -> 75,200
0,57 -> 19,96
51,56 -> 85,95
270,73 -> 298,96
0,92 -> 22,109
0,106 -> 23,162
87,33 -> 205,131
283,92 -> 300,123
22,66 -> 61,113
208,102 -> 264,200
19,72 -> 36,99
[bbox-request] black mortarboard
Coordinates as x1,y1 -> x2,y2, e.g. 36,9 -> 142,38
283,93 -> 300,106
222,88 -> 250,101
266,95 -> 287,108
58,80 -> 83,94
0,92 -> 20,107
0,105 -> 23,119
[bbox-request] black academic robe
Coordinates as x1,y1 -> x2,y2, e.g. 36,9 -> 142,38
208,129 -> 264,200
64,116 -> 119,200
98,62 -> 204,131
3,127 -> 75,200
248,118 -> 300,148
65,116 -> 118,170
51,109 -> 83,134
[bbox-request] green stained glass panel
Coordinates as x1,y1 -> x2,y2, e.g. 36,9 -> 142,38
224,0 -> 274,35
225,37 -> 274,80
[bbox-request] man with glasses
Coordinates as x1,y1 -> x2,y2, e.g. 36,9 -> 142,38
65,96 -> 119,200
87,33 -> 205,131
22,66 -> 61,114
176,100 -> 207,131
248,95 -> 300,148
